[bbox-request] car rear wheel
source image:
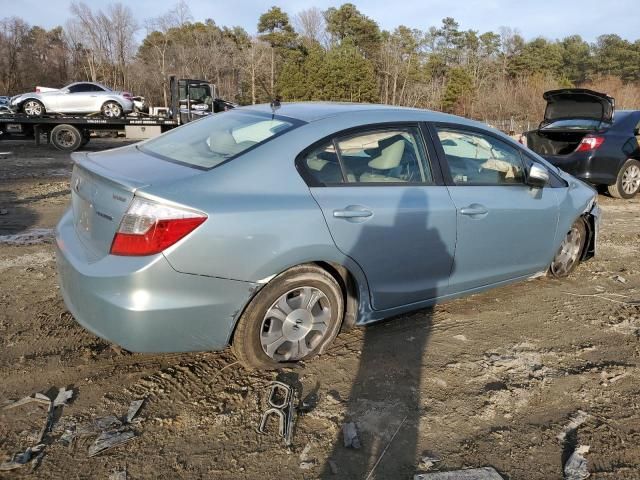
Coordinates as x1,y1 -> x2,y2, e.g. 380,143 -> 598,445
549,218 -> 587,278
232,265 -> 344,369
22,99 -> 45,117
101,101 -> 123,118
607,159 -> 640,199
50,124 -> 82,152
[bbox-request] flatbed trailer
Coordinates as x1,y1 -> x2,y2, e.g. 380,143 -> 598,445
0,113 -> 181,151
0,77 -> 234,151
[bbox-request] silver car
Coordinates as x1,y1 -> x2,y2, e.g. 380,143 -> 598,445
10,82 -> 134,117
56,103 -> 599,369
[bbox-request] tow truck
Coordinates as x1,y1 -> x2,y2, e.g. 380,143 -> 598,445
0,77 -> 235,151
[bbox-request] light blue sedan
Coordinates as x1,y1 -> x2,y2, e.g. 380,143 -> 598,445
56,103 -> 599,368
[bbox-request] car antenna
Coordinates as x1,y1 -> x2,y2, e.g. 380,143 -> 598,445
270,97 -> 281,119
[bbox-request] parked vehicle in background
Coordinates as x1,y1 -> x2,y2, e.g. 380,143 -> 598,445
0,96 -> 9,112
56,102 -> 599,369
524,89 -> 640,198
0,77 -> 235,151
9,82 -> 134,118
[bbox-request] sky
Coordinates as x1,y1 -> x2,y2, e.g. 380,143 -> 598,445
1,0 -> 638,43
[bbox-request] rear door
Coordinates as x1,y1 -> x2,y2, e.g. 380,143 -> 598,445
430,123 -> 559,293
302,124 -> 457,311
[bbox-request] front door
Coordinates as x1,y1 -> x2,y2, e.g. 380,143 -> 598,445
303,125 -> 457,310
431,124 -> 559,293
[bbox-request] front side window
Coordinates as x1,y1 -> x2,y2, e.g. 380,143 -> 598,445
435,128 -> 525,185
301,126 -> 432,185
141,110 -> 299,169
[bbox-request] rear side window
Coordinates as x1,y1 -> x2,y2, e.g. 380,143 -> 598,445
140,110 -> 300,169
301,126 -> 432,185
435,128 -> 525,185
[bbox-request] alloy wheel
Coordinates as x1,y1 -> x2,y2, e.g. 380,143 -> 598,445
103,103 -> 122,118
260,286 -> 331,362
24,101 -> 42,116
550,224 -> 583,277
622,164 -> 640,195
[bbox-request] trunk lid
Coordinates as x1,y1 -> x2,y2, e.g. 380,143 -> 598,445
543,88 -> 615,125
70,145 -> 203,262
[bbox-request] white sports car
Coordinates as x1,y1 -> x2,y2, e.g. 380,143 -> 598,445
10,82 -> 134,118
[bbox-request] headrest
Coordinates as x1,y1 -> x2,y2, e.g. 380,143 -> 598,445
368,139 -> 405,170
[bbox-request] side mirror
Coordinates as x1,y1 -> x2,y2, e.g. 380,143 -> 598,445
527,163 -> 549,188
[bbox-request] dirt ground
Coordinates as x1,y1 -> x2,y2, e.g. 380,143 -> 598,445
0,138 -> 639,480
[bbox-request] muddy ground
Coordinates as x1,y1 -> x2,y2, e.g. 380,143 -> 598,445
0,138 -> 639,480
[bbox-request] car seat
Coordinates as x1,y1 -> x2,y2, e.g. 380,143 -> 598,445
359,137 -> 406,182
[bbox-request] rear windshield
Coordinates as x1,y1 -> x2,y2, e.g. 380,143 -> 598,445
542,118 -> 608,130
140,110 -> 300,169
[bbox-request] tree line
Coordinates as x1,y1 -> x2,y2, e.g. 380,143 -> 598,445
1,1 -> 639,128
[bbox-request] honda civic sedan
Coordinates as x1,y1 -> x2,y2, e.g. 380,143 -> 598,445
56,103 -> 600,369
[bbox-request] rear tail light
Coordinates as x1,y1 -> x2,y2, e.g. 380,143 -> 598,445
110,197 -> 207,256
122,91 -> 133,99
575,135 -> 605,152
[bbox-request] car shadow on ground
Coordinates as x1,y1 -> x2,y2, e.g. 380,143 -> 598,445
318,189 -> 452,479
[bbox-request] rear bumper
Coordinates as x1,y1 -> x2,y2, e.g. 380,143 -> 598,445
55,210 -> 258,353
543,153 -> 616,185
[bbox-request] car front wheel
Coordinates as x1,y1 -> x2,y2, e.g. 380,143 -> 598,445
608,159 -> 640,199
549,218 -> 587,278
232,265 -> 344,369
22,99 -> 45,116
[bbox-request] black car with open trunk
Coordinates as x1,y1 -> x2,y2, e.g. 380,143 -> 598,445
525,89 -> 640,198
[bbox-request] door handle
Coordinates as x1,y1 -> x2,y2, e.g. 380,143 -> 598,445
333,209 -> 373,219
459,204 -> 489,217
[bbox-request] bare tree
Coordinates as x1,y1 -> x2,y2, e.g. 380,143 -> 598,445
294,7 -> 327,47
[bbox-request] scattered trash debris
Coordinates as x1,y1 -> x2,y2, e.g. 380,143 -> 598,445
419,454 -> 442,470
298,442 -> 316,469
59,427 -> 76,446
0,444 -> 45,471
342,422 -> 361,449
53,387 -> 74,408
564,445 -> 590,480
257,380 -> 297,446
365,416 -> 407,480
557,410 -> 589,441
126,399 -> 145,423
109,468 -> 127,480
85,398 -> 146,457
612,275 -> 626,284
88,430 -> 136,457
0,209 -> 7,215
1,387 -> 75,470
3,392 -> 54,444
453,335 -> 468,342
414,467 -> 504,479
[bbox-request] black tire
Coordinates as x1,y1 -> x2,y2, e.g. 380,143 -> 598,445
50,124 -> 82,152
22,99 -> 45,117
607,159 -> 640,199
80,130 -> 91,147
232,265 -> 344,369
548,218 -> 587,278
101,101 -> 123,118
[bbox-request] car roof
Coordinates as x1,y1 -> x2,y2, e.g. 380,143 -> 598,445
240,101 -> 478,125
65,81 -> 109,89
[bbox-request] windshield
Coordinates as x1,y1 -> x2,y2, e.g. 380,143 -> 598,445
140,110 -> 300,169
542,118 -> 608,130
